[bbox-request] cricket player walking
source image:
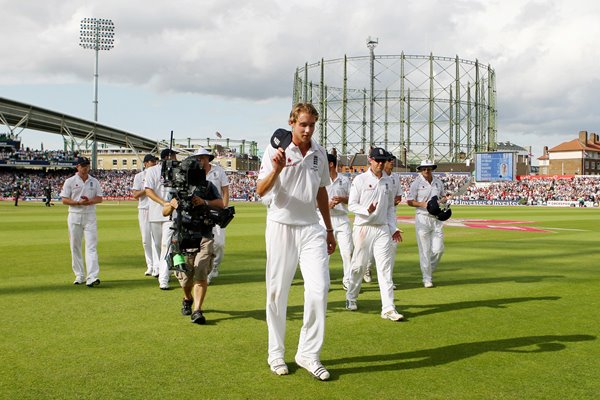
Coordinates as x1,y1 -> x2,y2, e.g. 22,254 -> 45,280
60,157 -> 103,287
257,103 -> 336,381
319,153 -> 353,289
131,154 -> 159,276
345,148 -> 404,321
192,148 -> 230,284
406,159 -> 446,288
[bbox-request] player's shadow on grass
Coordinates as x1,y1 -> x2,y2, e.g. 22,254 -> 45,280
329,296 -> 561,319
405,296 -> 561,318
207,304 -> 311,323
324,334 -> 596,377
383,274 -> 566,290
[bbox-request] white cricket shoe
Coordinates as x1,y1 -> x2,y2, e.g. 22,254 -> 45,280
363,268 -> 372,283
207,265 -> 219,284
424,281 -> 434,288
295,355 -> 330,381
269,358 -> 288,376
345,300 -> 358,311
381,309 -> 405,321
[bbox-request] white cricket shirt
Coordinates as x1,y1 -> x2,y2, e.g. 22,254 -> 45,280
258,139 -> 329,225
60,173 -> 103,214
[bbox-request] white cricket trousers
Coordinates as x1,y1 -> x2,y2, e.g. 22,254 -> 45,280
329,215 -> 353,285
138,208 -> 155,272
265,220 -> 330,364
68,212 -> 99,284
212,225 -> 226,267
149,220 -> 173,288
346,225 -> 396,313
414,213 -> 445,284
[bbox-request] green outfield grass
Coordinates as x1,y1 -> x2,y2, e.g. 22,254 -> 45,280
0,201 -> 598,399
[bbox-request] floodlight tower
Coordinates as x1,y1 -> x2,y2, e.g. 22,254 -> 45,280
366,36 -> 378,148
79,18 -> 115,169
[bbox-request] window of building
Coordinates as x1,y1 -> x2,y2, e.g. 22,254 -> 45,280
122,159 -> 128,166
226,161 -> 232,168
132,159 -> 137,166
112,159 -> 117,166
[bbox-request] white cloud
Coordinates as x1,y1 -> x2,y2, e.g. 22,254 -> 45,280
1,0 -> 600,160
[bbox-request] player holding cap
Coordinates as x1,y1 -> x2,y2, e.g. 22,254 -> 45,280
406,159 -> 446,288
257,103 -> 335,381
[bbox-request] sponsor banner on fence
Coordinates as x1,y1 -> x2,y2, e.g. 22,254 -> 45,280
546,200 -> 597,208
449,199 -> 598,207
450,199 -> 521,206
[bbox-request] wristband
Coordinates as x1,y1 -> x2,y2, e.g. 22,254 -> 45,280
326,229 -> 334,233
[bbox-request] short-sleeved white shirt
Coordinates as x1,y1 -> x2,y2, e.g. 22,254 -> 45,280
258,139 -> 329,225
348,169 -> 396,233
387,171 -> 404,198
60,173 -> 103,214
144,163 -> 170,222
407,173 -> 445,215
206,164 -> 230,197
132,170 -> 149,209
327,173 -> 351,216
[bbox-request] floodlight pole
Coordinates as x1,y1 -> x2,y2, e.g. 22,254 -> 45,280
366,36 -> 378,148
79,18 -> 115,170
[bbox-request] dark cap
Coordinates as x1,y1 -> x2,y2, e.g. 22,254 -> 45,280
143,154 -> 158,163
76,157 -> 90,166
160,148 -> 178,160
369,147 -> 388,161
270,128 -> 293,150
327,153 -> 337,164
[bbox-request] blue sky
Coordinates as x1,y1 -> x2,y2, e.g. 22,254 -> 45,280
1,0 -> 600,162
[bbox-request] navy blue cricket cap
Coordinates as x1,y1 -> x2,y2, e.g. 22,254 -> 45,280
143,154 -> 158,163
369,147 -> 388,161
270,128 -> 292,150
160,148 -> 178,160
76,157 -> 90,166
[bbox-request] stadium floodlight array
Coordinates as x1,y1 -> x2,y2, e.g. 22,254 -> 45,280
78,17 -> 116,170
79,18 -> 115,51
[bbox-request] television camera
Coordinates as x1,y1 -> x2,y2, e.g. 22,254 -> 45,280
161,155 -> 235,272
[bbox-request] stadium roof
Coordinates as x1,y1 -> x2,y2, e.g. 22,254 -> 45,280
0,97 -> 159,152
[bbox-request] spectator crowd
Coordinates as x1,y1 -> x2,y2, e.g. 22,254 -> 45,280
0,148 -> 76,162
2,168 -> 599,205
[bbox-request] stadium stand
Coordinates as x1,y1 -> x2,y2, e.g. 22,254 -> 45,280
1,149 -> 599,206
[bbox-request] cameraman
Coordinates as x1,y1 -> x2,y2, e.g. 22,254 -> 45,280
162,157 -> 224,325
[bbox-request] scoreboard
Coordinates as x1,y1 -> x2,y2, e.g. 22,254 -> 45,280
475,152 -> 515,182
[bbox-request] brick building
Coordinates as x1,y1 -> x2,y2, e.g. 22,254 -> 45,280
538,131 -> 600,175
